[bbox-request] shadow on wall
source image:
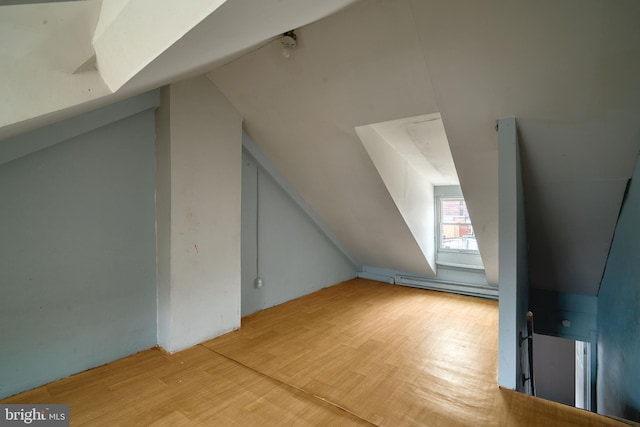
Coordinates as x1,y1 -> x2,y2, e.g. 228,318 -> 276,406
620,404 -> 640,424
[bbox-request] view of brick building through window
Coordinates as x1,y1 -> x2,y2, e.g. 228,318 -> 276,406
439,198 -> 478,251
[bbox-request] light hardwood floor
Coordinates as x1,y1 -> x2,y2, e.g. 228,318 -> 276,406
2,279 -> 626,426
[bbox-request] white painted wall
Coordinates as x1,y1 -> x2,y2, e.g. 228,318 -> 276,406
356,125 -> 435,275
156,75 -> 242,352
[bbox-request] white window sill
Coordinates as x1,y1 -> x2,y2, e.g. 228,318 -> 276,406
436,260 -> 485,272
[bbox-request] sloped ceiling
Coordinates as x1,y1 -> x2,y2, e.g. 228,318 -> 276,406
415,0 -> 640,295
3,0 -> 640,295
209,0 -> 442,276
0,0 -> 356,139
209,0 -> 640,294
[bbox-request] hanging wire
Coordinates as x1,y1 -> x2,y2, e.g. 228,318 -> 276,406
256,162 -> 260,277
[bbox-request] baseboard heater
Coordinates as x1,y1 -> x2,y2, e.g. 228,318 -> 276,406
394,275 -> 499,299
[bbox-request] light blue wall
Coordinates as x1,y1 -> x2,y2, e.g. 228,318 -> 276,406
0,104 -> 157,398
597,155 -> 640,422
530,288 -> 597,409
530,289 -> 597,342
241,146 -> 356,317
497,117 -> 530,392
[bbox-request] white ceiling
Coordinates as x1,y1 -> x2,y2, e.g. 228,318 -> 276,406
209,0 -> 444,276
209,0 -> 640,293
2,0 -> 640,295
365,114 -> 459,187
0,0 -> 357,139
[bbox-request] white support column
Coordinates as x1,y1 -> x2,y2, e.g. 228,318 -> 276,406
156,75 -> 242,352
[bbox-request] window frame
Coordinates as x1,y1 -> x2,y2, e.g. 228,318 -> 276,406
434,186 -> 484,270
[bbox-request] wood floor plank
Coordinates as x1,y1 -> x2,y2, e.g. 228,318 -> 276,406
2,279 -> 627,426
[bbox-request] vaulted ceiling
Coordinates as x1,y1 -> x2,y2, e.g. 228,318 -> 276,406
208,0 -> 640,294
2,0 -> 640,295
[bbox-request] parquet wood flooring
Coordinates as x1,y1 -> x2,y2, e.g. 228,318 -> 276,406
2,279 -> 626,426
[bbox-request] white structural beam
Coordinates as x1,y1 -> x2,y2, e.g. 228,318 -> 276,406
0,0 -> 356,140
93,0 -> 227,92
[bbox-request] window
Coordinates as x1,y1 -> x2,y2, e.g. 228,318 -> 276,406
439,198 -> 478,251
434,186 -> 483,269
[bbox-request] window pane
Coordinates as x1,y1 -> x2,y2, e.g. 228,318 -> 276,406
440,199 -> 478,251
441,199 -> 471,223
440,224 -> 478,250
